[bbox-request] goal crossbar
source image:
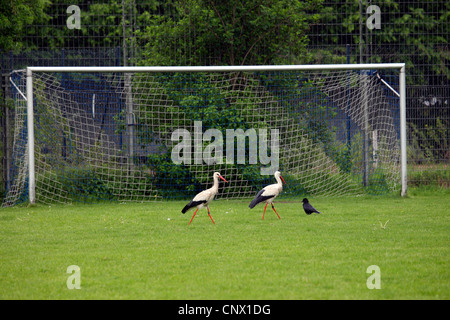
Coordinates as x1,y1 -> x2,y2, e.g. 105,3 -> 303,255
27,63 -> 405,73
25,63 -> 407,205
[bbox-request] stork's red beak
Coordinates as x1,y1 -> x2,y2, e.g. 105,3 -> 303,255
280,176 -> 286,184
219,175 -> 228,183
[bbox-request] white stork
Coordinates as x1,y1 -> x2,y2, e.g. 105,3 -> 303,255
181,172 -> 228,225
249,171 -> 286,220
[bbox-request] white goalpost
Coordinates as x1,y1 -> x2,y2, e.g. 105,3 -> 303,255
4,63 -> 406,206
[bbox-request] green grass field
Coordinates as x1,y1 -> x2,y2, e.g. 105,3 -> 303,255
1,189 -> 449,300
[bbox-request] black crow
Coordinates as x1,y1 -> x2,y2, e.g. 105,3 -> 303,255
302,198 -> 321,215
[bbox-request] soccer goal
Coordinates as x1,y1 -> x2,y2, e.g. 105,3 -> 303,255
3,64 -> 406,206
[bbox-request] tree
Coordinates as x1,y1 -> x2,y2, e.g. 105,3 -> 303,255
0,0 -> 50,52
311,0 -> 449,85
137,0 -> 323,66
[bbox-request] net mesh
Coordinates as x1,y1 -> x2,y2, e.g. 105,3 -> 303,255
3,68 -> 401,206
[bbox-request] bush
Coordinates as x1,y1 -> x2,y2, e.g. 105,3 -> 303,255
408,165 -> 450,187
366,168 -> 390,195
146,154 -> 202,199
56,167 -> 114,202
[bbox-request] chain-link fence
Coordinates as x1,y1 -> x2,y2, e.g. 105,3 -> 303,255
1,0 -> 448,201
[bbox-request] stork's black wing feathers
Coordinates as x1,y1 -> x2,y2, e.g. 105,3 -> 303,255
249,189 -> 274,209
181,200 -> 207,214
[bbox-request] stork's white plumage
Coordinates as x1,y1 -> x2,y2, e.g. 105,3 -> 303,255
249,171 -> 285,219
182,172 -> 228,225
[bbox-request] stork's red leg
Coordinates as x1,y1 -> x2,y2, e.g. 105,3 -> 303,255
188,208 -> 199,225
262,203 -> 268,220
207,207 -> 215,224
271,203 -> 281,219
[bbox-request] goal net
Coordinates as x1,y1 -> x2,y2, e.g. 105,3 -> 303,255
3,65 -> 405,206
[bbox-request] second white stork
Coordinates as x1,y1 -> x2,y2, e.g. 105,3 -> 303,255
181,172 -> 228,225
249,171 -> 286,220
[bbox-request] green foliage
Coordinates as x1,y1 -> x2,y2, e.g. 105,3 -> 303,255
145,153 -> 202,199
366,168 -> 390,195
138,0 -> 322,66
313,1 -> 449,84
408,117 -> 448,164
80,1 -> 123,48
0,0 -> 50,52
408,164 -> 450,187
57,167 -> 114,203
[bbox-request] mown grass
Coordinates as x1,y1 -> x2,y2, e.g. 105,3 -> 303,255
0,189 -> 448,299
